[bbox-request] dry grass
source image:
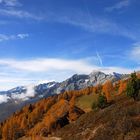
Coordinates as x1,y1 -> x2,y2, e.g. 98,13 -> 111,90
54,94 -> 140,140
76,94 -> 98,112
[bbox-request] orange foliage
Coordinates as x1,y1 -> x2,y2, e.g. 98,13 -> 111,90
1,79 -> 128,139
69,95 -> 75,110
0,85 -> 95,139
93,84 -> 102,94
118,80 -> 127,95
102,80 -> 113,102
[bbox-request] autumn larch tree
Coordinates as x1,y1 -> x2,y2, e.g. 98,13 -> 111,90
102,80 -> 113,102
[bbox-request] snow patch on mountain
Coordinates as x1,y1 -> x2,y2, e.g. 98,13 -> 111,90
11,84 -> 36,101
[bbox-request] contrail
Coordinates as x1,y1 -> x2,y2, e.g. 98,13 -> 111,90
82,1 -> 103,67
96,51 -> 103,66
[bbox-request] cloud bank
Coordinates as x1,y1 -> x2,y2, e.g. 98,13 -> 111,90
0,55 -> 137,103
0,84 -> 37,104
11,84 -> 36,101
0,57 -> 135,91
0,94 -> 10,104
0,58 -> 133,74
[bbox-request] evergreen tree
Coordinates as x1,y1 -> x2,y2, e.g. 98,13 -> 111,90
97,94 -> 107,109
126,72 -> 140,100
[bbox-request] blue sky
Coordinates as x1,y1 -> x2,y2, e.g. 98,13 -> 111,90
0,0 -> 140,90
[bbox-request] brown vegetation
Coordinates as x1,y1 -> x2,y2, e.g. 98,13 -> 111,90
54,95 -> 140,140
0,77 -> 136,140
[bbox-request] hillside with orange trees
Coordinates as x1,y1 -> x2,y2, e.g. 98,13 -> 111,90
0,72 -> 140,140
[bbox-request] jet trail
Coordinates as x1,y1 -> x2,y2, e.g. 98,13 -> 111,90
96,51 -> 103,66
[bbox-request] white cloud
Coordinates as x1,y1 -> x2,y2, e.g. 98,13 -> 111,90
17,34 -> 29,39
0,57 -> 132,75
54,14 -> 137,40
0,33 -> 29,42
0,57 -> 135,74
105,0 -> 130,12
0,0 -> 43,20
0,94 -> 10,104
0,84 -> 36,104
11,84 -> 35,101
0,8 -> 43,20
37,80 -> 55,85
0,58 -> 95,73
0,77 -> 36,90
0,57 -> 137,91
130,42 -> 140,62
0,57 -> 96,90
98,66 -> 133,74
0,2 -> 137,40
0,0 -> 21,7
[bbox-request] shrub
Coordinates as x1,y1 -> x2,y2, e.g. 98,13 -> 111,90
126,72 -> 140,100
92,102 -> 98,110
97,94 -> 107,109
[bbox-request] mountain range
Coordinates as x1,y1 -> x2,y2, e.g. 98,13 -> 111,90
0,71 -> 128,121
0,70 -> 140,140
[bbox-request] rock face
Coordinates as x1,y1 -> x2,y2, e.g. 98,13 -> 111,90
54,71 -> 126,94
68,106 -> 85,122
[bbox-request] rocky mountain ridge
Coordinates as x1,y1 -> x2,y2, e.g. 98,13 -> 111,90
0,71 -> 126,103
0,71 -> 127,121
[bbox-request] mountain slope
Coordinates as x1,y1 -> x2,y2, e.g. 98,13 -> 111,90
54,95 -> 140,140
0,71 -> 127,122
1,74 -> 140,140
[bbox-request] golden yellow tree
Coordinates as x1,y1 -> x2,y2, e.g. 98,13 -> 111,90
118,80 -> 127,95
102,80 -> 113,101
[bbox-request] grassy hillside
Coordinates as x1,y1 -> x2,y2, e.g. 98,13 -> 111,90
54,94 -> 140,140
76,94 -> 98,112
18,94 -> 140,140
